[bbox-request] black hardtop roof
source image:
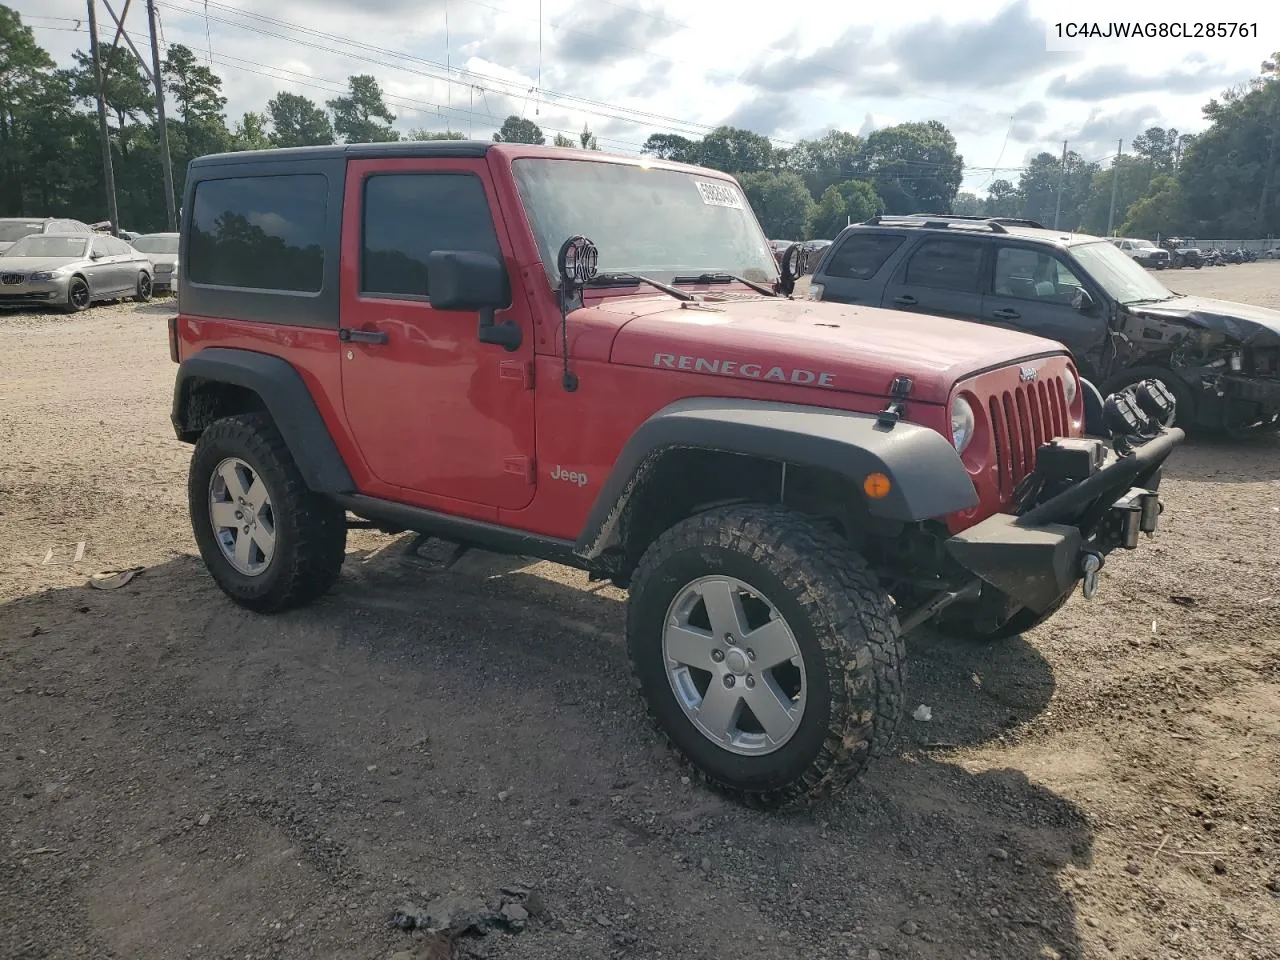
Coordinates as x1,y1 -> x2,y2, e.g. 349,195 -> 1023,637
189,139 -> 494,169
847,213 -> 1105,248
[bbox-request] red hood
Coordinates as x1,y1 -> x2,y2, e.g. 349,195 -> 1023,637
603,294 -> 1069,404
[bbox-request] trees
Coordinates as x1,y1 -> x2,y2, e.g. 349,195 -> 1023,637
579,124 -> 599,150
853,121 -> 963,215
327,74 -> 398,143
981,180 -> 1023,218
1078,156 -> 1154,236
493,115 -> 544,145
267,92 -> 335,147
1015,150 -> 1098,230
232,112 -> 272,152
1120,175 -> 1186,237
552,132 -> 575,148
641,133 -> 699,162
952,192 -> 982,216
739,171 -> 814,239
409,128 -> 464,141
698,126 -> 774,175
808,180 -> 880,239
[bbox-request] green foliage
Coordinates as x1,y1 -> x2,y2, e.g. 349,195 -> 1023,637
641,133 -> 699,162
1078,156 -> 1154,235
1120,174 -> 1186,237
409,128 -> 464,141
952,192 -> 982,216
553,132 -> 575,148
807,180 -> 880,239
739,171 -> 814,239
267,92 -> 335,147
855,121 -> 964,214
493,115 -> 544,145
232,112 -> 272,152
579,124 -> 599,150
327,74 -> 398,143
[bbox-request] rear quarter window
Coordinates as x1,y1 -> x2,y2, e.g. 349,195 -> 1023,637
821,234 -> 904,280
188,174 -> 327,293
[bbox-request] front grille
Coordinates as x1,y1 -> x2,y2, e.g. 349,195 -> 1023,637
987,375 -> 1070,500
1,273 -> 23,285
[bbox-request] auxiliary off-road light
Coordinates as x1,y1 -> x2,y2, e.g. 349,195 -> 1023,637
1134,379 -> 1176,427
1103,391 -> 1151,438
950,396 -> 975,454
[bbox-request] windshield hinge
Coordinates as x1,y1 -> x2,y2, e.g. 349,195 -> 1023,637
876,376 -> 913,427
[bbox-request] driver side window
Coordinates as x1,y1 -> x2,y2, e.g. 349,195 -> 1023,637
993,247 -> 1082,305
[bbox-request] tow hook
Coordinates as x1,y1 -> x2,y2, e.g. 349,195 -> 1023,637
1080,551 -> 1104,600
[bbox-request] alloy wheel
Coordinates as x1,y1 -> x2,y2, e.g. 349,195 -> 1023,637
208,456 -> 276,576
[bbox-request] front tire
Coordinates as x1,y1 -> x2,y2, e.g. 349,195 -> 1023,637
188,413 -> 346,613
134,271 -> 153,302
62,276 -> 90,313
626,505 -> 903,809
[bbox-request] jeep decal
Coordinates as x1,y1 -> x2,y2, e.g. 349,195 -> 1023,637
551,465 -> 589,486
652,353 -> 836,387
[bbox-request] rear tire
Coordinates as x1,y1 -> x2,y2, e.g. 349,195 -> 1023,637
626,504 -> 903,809
188,412 -> 346,613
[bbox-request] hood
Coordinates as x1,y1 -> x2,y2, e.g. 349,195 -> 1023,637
0,242 -> 13,255
1128,295 -> 1280,348
606,294 -> 1069,403
141,252 -> 178,267
0,256 -> 85,272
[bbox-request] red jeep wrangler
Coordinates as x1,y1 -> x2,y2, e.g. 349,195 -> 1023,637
169,142 -> 1182,808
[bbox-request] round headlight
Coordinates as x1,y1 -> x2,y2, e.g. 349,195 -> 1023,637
950,396 -> 975,454
1063,368 -> 1079,405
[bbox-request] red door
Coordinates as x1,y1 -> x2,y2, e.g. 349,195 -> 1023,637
338,158 -> 536,511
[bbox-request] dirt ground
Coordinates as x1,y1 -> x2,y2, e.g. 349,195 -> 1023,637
2,264 -> 1278,960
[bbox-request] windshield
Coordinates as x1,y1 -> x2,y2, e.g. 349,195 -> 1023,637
1071,240 -> 1174,304
131,236 -> 179,254
0,222 -> 43,242
511,158 -> 777,284
3,236 -> 89,259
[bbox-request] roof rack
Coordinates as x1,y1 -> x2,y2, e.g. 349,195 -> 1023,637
859,214 -> 1048,233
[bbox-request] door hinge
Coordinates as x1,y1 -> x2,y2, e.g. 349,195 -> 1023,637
500,359 -> 535,389
504,456 -> 535,483
876,375 -> 913,427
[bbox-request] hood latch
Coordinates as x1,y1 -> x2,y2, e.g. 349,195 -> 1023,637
876,376 -> 913,427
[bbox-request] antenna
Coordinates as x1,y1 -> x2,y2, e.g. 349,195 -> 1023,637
536,0 -> 542,115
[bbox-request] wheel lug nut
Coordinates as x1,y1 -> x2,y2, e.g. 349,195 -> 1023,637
747,649 -> 755,661
235,510 -> 243,520
745,675 -> 755,689
243,526 -> 250,534
725,634 -> 736,646
723,675 -> 735,688
711,649 -> 725,663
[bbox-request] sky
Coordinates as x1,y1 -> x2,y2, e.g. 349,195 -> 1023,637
17,0 -> 1280,195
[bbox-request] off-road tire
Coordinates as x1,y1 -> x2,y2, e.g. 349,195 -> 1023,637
188,412 -> 346,613
1101,365 -> 1194,428
626,504 -> 903,810
939,590 -> 1072,643
133,271 -> 153,303
62,276 -> 90,314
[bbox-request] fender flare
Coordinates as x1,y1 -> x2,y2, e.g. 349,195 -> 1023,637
575,397 -> 978,559
172,347 -> 355,494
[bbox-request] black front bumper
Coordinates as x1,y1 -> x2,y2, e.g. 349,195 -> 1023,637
944,388 -> 1183,614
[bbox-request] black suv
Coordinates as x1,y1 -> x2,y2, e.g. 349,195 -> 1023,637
806,215 -> 1280,436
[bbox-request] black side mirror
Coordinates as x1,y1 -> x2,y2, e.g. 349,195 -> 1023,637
426,251 -> 521,351
1072,288 -> 1095,312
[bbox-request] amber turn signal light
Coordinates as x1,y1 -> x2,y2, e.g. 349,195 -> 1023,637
863,472 -> 892,499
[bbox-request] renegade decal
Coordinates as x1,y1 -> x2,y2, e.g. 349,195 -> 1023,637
652,353 -> 836,387
694,181 -> 743,208
551,465 -> 589,487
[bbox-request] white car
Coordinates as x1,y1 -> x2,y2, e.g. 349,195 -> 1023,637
1110,237 -> 1171,269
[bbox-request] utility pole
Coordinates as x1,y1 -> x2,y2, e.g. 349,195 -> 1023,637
146,0 -> 177,230
1106,138 -> 1123,237
86,0 -> 121,236
1052,140 -> 1067,230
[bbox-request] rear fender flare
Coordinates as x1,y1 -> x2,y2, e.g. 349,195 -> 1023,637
172,347 -> 355,494
575,397 -> 978,559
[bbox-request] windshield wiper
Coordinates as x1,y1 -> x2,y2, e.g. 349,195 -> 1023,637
1124,296 -> 1177,305
672,272 -> 778,297
586,272 -> 695,302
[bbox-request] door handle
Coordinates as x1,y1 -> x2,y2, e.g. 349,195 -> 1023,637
991,308 -> 1021,320
339,328 -> 388,345
892,295 -> 917,306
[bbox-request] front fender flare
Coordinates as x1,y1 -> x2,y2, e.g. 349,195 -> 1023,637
575,397 -> 977,559
172,347 -> 355,494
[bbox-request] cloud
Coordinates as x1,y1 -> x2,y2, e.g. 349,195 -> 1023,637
1041,104 -> 1166,161
722,93 -> 792,136
740,1 -> 1070,97
887,0 -> 1074,89
1046,61 -> 1250,100
551,2 -> 679,67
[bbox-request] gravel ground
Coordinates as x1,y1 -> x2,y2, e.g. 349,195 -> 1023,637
2,266 -> 1278,960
